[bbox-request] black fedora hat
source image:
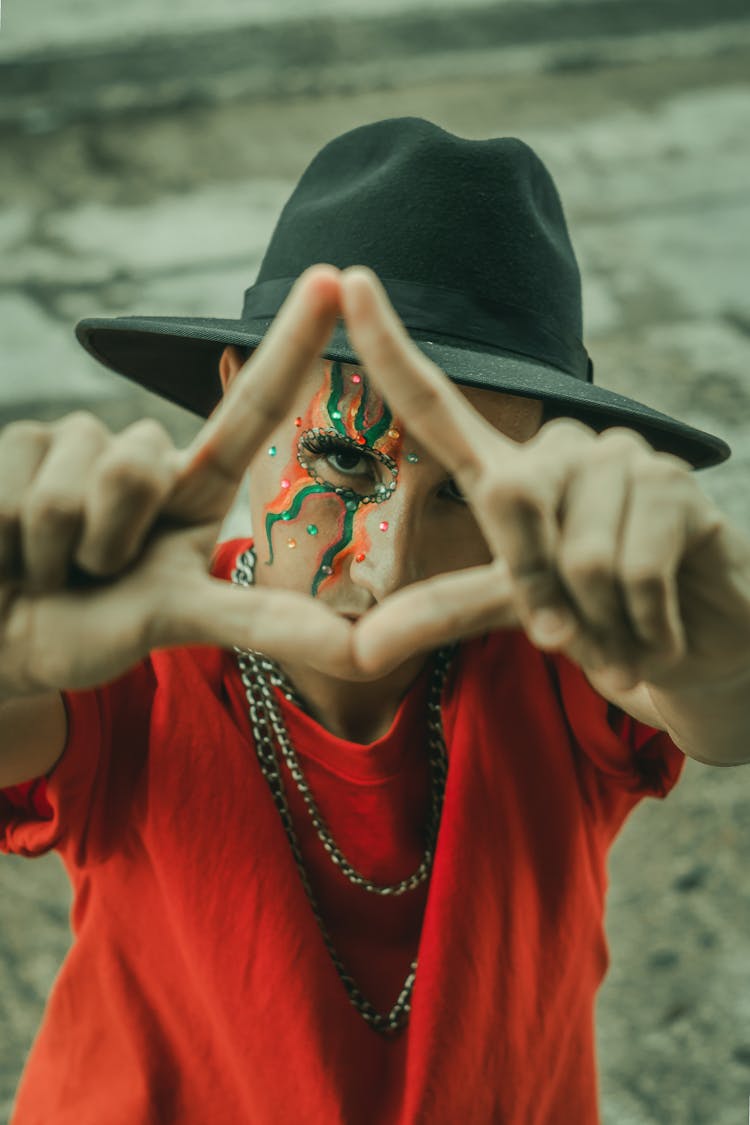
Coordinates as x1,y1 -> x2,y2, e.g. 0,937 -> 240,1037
75,116 -> 729,470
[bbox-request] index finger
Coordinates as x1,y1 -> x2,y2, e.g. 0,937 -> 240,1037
167,264 -> 342,522
340,266 -> 512,492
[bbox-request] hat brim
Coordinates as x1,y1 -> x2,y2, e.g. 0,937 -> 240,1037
75,314 -> 731,470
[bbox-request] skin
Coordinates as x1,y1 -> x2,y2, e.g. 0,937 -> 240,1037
219,346 -> 543,743
2,263 -> 749,788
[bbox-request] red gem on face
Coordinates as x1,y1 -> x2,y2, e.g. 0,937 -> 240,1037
354,553 -> 366,563
355,434 -> 367,445
294,416 -> 302,427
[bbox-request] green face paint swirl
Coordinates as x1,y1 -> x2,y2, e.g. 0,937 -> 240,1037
264,482 -> 328,565
311,504 -> 357,597
327,361 -> 349,438
354,375 -> 392,444
265,362 -> 402,597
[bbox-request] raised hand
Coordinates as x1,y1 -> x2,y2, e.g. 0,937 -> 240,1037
340,266 -> 750,698
0,265 -> 356,700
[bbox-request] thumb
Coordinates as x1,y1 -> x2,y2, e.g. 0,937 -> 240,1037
146,572 -> 359,681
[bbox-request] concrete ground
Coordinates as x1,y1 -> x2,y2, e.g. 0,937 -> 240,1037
2,10 -> 750,1124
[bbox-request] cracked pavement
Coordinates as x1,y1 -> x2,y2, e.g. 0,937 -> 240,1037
1,19 -> 750,1124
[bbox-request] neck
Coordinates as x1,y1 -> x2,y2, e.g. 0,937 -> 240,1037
277,653 -> 430,744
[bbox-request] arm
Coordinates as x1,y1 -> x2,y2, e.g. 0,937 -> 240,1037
335,267 -> 750,767
582,517 -> 750,768
582,671 -> 750,768
0,692 -> 67,789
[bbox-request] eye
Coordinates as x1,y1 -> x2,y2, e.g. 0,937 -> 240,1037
300,433 -> 376,479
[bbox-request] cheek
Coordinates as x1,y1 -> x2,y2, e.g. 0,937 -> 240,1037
248,454 -> 371,596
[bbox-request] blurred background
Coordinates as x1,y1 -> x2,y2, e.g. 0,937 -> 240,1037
2,1 -> 750,1121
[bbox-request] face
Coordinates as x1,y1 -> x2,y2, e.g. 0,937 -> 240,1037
220,348 -> 543,629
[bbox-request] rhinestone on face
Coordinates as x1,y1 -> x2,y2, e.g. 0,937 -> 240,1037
330,410 -> 342,420
321,564 -> 333,575
268,445 -> 277,456
354,552 -> 366,563
345,499 -> 358,511
387,428 -> 400,439
287,538 -> 297,548
306,524 -> 318,536
352,373 -> 362,384
294,416 -> 302,427
281,512 -> 292,521
379,521 -> 389,532
280,478 -> 291,489
406,452 -> 419,464
355,434 -> 367,446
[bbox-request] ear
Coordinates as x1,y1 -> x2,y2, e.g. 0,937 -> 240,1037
218,345 -> 248,393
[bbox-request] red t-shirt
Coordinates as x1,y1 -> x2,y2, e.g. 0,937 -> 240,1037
1,537 -> 685,1125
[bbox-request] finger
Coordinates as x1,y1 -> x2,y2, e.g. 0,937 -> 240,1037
481,422 -> 603,646
147,570 -> 359,681
617,455 -> 691,667
556,441 -> 636,660
340,266 -> 500,494
20,414 -> 108,590
351,559 -> 520,676
75,419 -> 178,577
0,422 -> 51,581
167,264 -> 342,524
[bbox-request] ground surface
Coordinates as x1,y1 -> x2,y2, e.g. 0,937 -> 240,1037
1,12 -> 750,1124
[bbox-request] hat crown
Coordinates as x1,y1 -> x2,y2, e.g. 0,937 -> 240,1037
256,116 -> 583,340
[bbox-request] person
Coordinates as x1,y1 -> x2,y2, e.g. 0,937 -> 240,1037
1,117 -> 748,1124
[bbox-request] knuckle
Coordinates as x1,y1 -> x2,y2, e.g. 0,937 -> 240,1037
559,543 -> 614,585
56,410 -> 107,439
534,417 -> 595,446
121,416 -> 172,447
1,419 -> 49,447
632,452 -> 690,485
95,455 -> 164,500
24,487 -> 81,528
618,560 -> 665,594
601,426 -> 652,454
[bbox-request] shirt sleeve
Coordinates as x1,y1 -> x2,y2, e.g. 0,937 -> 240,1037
0,660 -> 156,865
0,538 -> 246,864
545,650 -> 686,829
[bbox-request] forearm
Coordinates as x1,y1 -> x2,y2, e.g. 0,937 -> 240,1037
645,665 -> 750,766
0,691 -> 67,788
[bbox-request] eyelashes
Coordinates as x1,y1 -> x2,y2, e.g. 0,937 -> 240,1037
299,432 -> 376,478
297,428 -> 466,503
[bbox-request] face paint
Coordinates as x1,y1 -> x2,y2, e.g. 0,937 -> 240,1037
263,360 -> 404,597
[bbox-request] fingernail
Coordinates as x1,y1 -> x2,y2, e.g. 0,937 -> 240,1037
529,608 -> 573,645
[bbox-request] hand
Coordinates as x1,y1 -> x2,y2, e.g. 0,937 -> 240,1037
0,265 -> 357,698
341,267 -> 750,697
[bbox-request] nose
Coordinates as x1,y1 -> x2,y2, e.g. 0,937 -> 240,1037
347,485 -> 425,602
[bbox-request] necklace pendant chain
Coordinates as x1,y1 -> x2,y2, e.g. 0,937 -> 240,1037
231,546 -> 456,1033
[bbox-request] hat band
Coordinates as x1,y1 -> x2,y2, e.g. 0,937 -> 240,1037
241,276 -> 592,382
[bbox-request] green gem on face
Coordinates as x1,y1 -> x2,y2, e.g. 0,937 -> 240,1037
268,445 -> 277,456
306,524 -> 318,536
330,410 -> 342,420
406,452 -> 420,463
